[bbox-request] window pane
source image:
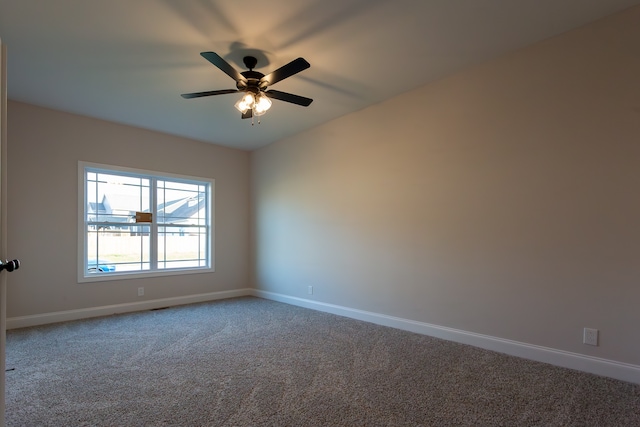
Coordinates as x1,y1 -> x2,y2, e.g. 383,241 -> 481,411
157,181 -> 207,226
86,225 -> 150,274
158,226 -> 207,269
86,171 -> 150,224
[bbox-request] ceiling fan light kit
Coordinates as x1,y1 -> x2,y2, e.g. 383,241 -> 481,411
234,92 -> 272,116
181,52 -> 313,124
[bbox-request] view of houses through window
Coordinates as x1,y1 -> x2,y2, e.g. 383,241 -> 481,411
82,165 -> 212,277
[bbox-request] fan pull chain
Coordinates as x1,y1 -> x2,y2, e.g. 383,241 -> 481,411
250,108 -> 262,126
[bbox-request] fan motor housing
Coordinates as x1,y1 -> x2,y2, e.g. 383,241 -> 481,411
238,70 -> 268,92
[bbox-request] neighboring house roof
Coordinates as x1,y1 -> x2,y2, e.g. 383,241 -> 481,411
89,193 -> 206,225
87,202 -> 106,214
157,194 -> 206,222
103,194 -> 145,213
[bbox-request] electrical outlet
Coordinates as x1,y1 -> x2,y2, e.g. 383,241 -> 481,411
307,285 -> 313,295
583,328 -> 598,346
138,287 -> 144,297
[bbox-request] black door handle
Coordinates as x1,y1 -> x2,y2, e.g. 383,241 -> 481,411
0,259 -> 20,272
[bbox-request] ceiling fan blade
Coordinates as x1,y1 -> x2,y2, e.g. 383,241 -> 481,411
261,58 -> 310,87
242,109 -> 253,119
181,89 -> 239,99
265,90 -> 313,107
200,52 -> 247,83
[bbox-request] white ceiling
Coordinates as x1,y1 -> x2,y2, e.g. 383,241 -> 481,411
1,0 -> 639,151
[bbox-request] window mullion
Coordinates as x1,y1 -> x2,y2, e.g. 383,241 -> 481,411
150,177 -> 158,270
84,169 -> 90,272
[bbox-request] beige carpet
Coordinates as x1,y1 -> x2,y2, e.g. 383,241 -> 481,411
6,297 -> 640,426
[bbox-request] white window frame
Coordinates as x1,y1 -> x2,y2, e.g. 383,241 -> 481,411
78,161 -> 214,283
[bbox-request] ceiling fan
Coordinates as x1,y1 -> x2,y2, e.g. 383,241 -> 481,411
181,52 -> 313,120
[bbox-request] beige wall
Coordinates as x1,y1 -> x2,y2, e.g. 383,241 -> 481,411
252,8 -> 640,365
7,101 -> 250,317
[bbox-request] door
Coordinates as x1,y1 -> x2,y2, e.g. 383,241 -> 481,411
0,38 -> 20,427
0,36 -> 6,427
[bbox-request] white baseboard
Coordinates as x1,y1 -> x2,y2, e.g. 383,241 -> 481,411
7,288 -> 253,330
251,289 -> 640,385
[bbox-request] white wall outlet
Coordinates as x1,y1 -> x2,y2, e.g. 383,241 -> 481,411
138,287 -> 144,297
583,327 -> 598,346
307,285 -> 313,295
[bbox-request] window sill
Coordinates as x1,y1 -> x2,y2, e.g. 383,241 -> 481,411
78,266 -> 214,283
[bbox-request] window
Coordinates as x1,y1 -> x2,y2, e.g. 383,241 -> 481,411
78,162 -> 213,282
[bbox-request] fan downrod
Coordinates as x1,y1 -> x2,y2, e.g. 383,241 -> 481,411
243,56 -> 258,70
